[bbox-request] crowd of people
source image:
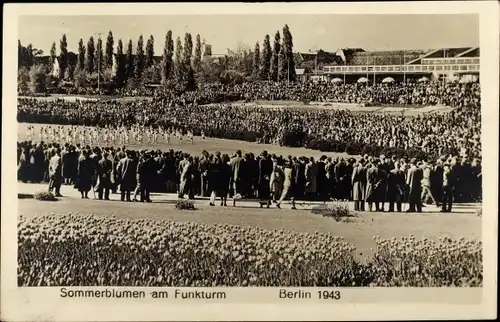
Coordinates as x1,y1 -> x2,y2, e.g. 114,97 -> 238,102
17,82 -> 481,161
36,80 -> 480,108
17,141 -> 482,211
17,79 -> 482,211
23,124 -> 196,147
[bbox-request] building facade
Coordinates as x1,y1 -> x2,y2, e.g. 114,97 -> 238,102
318,47 -> 479,84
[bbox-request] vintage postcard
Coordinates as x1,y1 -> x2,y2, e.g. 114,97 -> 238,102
2,2 -> 498,321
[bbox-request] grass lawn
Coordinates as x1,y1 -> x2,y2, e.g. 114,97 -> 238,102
17,122 -> 353,159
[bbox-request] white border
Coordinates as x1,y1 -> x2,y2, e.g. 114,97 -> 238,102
2,2 -> 498,321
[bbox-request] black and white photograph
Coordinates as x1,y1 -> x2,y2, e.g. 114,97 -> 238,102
2,2 -> 498,321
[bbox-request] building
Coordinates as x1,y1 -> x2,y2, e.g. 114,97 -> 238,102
319,47 -> 479,84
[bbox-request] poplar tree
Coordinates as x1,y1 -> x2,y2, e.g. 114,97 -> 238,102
134,35 -> 145,77
85,36 -> 95,74
50,42 -> 57,67
193,34 -> 202,71
269,31 -> 281,81
105,31 -> 114,69
115,39 -> 125,86
145,35 -> 155,68
161,30 -> 174,85
281,24 -> 296,82
174,36 -> 183,80
260,34 -> 272,80
59,34 -> 68,78
77,38 -> 85,72
125,39 -> 134,79
183,33 -> 195,90
252,42 -> 261,78
95,37 -> 104,75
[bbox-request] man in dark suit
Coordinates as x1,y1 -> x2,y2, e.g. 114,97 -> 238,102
139,152 -> 157,202
316,155 -> 327,201
406,158 -> 423,213
258,151 -> 272,204
387,161 -> 405,212
293,157 -> 305,200
378,155 -> 392,211
365,159 -> 379,212
116,150 -> 137,202
198,150 -> 210,197
33,143 -> 46,183
470,158 -> 482,202
431,158 -> 445,206
325,157 -> 335,200
247,153 -> 259,198
96,152 -> 113,200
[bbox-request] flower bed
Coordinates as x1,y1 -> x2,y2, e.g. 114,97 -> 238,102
17,213 -> 482,287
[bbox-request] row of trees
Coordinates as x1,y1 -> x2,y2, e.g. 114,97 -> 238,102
18,24 -> 297,93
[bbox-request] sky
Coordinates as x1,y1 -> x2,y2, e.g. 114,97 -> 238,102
18,14 -> 479,55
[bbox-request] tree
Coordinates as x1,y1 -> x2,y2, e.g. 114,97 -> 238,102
125,39 -> 134,79
252,42 -> 260,78
197,59 -> 223,84
86,36 -> 96,73
17,66 -> 30,93
174,36 -> 183,80
50,42 -> 57,70
59,34 -> 68,79
269,31 -> 281,81
114,39 -> 126,86
18,41 -> 43,69
161,30 -> 174,86
141,63 -> 161,85
260,34 -> 272,80
134,35 -> 145,78
182,33 -> 195,91
193,34 -> 202,72
28,64 -> 48,93
66,52 -> 78,80
145,35 -> 155,68
281,24 -> 296,82
26,44 -> 34,68
242,50 -> 254,76
64,64 -> 74,81
183,33 -> 193,66
18,40 -> 24,69
95,37 -> 104,75
105,31 -> 114,69
77,38 -> 86,72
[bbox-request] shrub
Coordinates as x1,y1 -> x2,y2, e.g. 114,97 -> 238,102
34,191 -> 57,201
17,213 -> 482,287
175,199 -> 196,210
28,65 -> 49,94
311,200 -> 354,222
